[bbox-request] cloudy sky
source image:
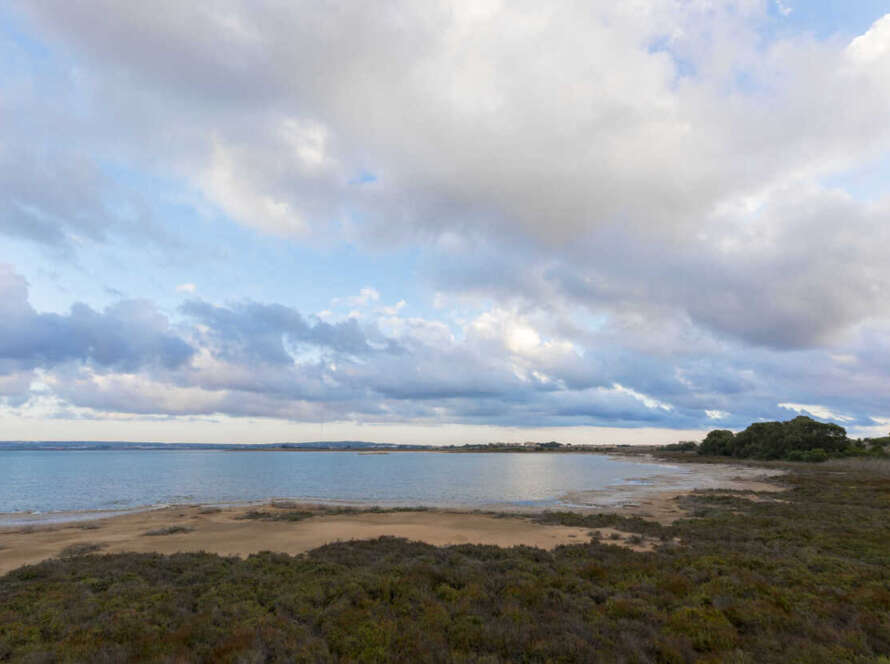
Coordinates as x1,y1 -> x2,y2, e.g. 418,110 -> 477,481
2,0 -> 890,444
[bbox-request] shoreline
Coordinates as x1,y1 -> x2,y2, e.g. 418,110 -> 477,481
0,456 -> 783,522
0,461 -> 786,575
0,456 -> 781,528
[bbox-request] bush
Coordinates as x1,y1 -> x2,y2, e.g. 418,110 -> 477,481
665,441 -> 698,452
786,448 -> 829,463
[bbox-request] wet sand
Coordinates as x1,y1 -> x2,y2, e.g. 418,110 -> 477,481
561,459 -> 786,523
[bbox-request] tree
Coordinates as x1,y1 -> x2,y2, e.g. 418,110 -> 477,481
698,416 -> 849,460
698,429 -> 735,456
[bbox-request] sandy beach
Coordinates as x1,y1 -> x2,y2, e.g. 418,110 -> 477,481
0,505 -> 606,575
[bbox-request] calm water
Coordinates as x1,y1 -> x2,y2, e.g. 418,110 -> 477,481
0,450 -> 684,523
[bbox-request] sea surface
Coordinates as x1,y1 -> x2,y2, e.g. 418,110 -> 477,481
0,450 -> 687,525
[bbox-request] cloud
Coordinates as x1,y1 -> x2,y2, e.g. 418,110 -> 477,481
775,1 -> 792,17
9,3 -> 890,351
778,402 -> 854,422
0,265 -> 194,373
4,4 -> 890,435
193,299 -> 386,357
4,257 -> 890,432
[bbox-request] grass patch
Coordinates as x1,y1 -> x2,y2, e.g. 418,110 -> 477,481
142,526 -> 194,536
237,505 -> 432,522
236,510 -> 315,522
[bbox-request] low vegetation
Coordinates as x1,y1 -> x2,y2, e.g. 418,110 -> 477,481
58,543 -> 105,558
238,505 -> 432,522
237,510 -> 316,522
2,459 -> 889,662
197,507 -> 222,515
142,526 -> 195,537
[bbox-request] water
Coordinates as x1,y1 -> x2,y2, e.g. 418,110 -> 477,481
0,450 -> 683,523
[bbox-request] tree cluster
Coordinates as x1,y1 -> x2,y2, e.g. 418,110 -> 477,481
698,416 -> 849,461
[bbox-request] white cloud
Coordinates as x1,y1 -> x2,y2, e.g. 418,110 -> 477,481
14,3 -> 890,355
611,384 -> 673,412
847,14 -> 890,65
778,402 -> 854,422
176,283 -> 197,293
329,287 -> 381,313
379,299 -> 407,316
706,409 -> 729,420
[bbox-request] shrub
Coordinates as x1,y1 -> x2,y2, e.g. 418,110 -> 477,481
667,607 -> 738,652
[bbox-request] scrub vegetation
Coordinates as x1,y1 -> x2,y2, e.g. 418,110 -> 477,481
2,459 -> 889,662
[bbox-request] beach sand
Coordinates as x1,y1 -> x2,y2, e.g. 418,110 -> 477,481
0,506 -> 611,575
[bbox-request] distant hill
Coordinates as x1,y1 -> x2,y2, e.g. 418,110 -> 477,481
0,440 -> 415,451
277,441 -> 413,450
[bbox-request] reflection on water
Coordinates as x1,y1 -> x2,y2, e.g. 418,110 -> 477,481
0,450 -> 686,519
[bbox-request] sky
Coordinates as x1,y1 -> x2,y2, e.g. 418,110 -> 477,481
2,0 -> 890,444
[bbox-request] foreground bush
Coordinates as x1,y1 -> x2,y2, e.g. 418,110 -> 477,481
1,462 -> 889,663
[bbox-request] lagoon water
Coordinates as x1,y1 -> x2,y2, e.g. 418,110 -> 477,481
0,450 -> 685,523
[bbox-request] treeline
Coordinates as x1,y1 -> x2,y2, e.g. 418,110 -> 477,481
681,415 -> 889,462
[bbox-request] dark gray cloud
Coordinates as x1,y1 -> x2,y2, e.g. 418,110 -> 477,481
5,258 -> 890,433
0,266 -> 193,371
180,300 -> 387,362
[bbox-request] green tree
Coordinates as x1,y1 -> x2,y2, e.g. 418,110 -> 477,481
698,429 -> 735,456
698,416 -> 849,460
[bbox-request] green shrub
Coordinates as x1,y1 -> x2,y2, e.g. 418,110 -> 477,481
668,607 -> 738,652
